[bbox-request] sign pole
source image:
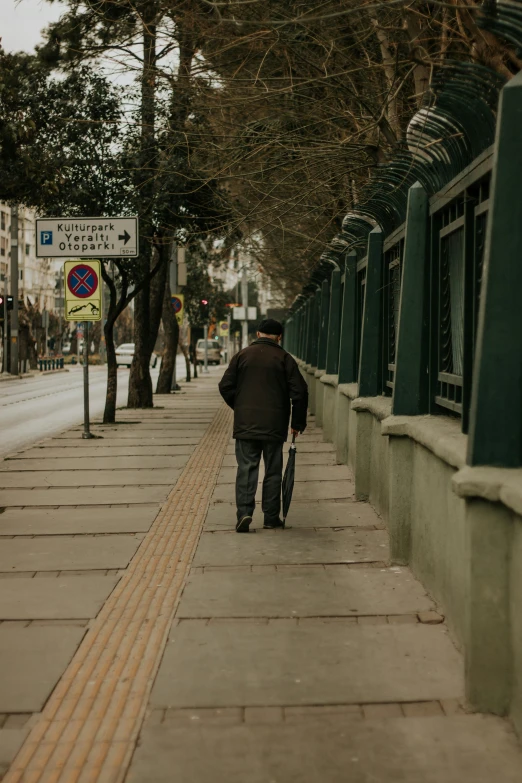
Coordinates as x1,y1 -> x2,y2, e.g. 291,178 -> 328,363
82,321 -> 94,439
227,312 -> 232,363
10,206 -> 19,375
204,324 -> 209,373
170,245 -> 178,392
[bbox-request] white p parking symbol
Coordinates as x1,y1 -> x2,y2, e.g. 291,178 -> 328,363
40,231 -> 53,246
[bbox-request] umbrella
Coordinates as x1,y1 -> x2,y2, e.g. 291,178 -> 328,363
282,434 -> 297,526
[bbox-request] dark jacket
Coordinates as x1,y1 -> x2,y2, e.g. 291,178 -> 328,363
218,338 -> 308,442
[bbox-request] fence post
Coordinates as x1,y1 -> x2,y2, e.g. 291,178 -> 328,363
304,296 -> 313,364
468,71 -> 522,467
338,251 -> 358,384
358,228 -> 383,397
298,306 -> 305,359
310,288 -> 320,367
392,182 -> 430,415
325,268 -> 341,375
317,278 -> 330,371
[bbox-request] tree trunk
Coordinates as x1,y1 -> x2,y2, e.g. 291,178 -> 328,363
156,271 -> 180,393
128,245 -> 167,408
101,262 -> 126,424
180,341 -> 191,382
104,317 -> 118,424
127,10 -> 158,409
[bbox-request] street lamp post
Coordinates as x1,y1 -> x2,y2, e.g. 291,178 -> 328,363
204,324 -> 209,373
10,206 -> 19,375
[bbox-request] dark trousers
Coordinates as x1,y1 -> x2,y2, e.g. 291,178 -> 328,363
235,439 -> 284,523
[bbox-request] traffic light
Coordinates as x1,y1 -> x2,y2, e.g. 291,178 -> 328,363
6,295 -> 13,311
199,298 -> 210,322
0,295 -> 4,323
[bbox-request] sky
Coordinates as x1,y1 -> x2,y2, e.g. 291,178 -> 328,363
2,0 -> 66,54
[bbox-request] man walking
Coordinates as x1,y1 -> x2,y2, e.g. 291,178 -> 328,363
218,319 -> 308,533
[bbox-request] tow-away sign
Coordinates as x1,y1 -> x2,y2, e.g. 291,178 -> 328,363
36,217 -> 138,258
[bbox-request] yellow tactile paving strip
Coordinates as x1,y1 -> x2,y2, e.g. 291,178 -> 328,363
5,403 -> 232,783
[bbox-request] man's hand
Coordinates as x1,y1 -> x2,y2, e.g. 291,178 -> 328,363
291,428 -> 300,437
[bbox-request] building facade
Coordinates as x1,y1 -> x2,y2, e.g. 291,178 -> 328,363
0,203 -> 58,312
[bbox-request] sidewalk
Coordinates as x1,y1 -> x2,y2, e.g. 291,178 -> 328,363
0,371 -> 521,781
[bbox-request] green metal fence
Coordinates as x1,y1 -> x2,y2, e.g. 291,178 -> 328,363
285,50 -> 522,468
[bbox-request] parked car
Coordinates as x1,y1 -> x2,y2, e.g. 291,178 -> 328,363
195,339 -> 221,365
115,343 -> 158,368
62,341 -> 72,355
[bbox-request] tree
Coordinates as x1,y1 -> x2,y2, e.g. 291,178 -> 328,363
39,0 -> 235,408
179,0 -> 522,302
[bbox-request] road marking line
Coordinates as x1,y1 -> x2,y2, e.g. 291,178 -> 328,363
5,402 -> 232,783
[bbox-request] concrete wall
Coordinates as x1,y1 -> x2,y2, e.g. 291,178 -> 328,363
314,372 -> 325,427
510,515 -> 522,735
387,436 -> 469,649
321,378 -> 338,443
311,377 -> 522,736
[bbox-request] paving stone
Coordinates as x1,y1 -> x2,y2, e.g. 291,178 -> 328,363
284,705 -> 362,721
0,576 -> 119,619
204,501 -> 380,530
0,456 -> 190,471
91,421 -> 214,428
0,535 -> 140,572
163,708 -> 243,727
193,528 -> 389,567
362,703 -> 404,719
0,485 -> 170,507
0,625 -> 85,711
212,480 -> 353,503
402,701 -> 444,717
221,452 -> 336,468
3,714 -> 31,729
225,442 -> 334,455
44,437 -> 199,448
150,623 -> 463,708
216,465 -> 352,485
0,468 -> 181,488
0,506 -> 159,535
128,716 -> 522,783
244,707 -> 283,723
18,446 -> 196,459
57,429 -> 205,440
177,567 -> 433,619
0,729 -> 29,778
418,610 -> 445,624
387,614 -> 418,624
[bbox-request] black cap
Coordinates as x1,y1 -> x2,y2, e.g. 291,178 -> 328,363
258,318 -> 283,336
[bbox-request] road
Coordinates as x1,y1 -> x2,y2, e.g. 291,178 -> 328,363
0,357 -> 186,458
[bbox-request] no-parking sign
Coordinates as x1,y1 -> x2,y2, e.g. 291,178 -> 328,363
64,260 -> 102,321
218,321 -> 229,337
171,294 -> 184,325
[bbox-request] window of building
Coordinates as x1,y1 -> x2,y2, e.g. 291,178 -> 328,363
25,244 -> 30,256
0,212 -> 5,231
0,237 -> 6,257
20,270 -> 23,281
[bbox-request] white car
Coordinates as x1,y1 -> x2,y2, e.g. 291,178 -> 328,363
115,343 -> 158,368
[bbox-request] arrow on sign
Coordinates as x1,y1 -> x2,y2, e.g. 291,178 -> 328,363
118,230 -> 131,245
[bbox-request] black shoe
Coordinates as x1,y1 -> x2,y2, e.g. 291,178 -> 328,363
263,518 -> 285,530
236,515 -> 252,533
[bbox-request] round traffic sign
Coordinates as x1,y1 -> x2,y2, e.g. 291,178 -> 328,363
220,322 -> 229,333
171,296 -> 183,313
67,264 -> 99,299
